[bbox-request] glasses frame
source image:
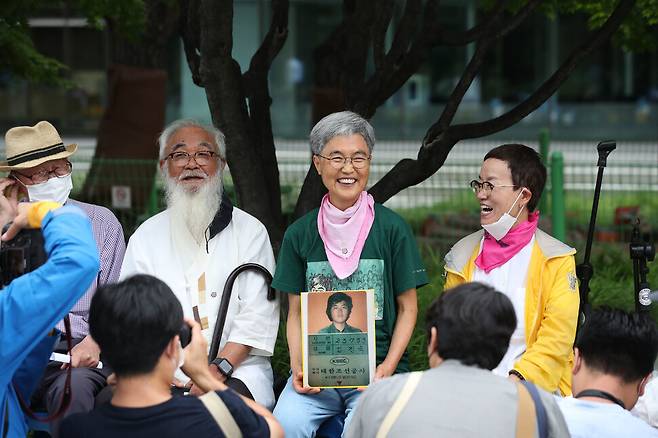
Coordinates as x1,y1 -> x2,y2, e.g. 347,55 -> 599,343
469,179 -> 516,194
315,153 -> 371,169
164,150 -> 220,168
14,160 -> 73,184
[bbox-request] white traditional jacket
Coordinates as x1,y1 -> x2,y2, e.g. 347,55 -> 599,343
120,201 -> 279,408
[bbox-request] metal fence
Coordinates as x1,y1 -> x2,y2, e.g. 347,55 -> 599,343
273,139 -> 658,236
5,138 -> 654,240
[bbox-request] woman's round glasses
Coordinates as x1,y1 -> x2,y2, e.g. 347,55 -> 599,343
316,154 -> 371,169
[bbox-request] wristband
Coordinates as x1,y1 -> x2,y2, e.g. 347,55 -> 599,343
509,369 -> 525,380
28,201 -> 62,228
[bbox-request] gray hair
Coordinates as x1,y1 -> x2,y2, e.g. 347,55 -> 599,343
158,119 -> 226,160
309,111 -> 375,155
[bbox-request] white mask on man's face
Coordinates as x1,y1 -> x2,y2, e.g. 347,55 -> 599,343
25,174 -> 73,205
481,189 -> 525,241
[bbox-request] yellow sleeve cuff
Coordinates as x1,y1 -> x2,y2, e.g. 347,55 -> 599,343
27,201 -> 62,228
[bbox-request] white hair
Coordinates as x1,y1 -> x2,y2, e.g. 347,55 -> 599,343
158,119 -> 226,160
164,168 -> 223,246
309,111 -> 375,155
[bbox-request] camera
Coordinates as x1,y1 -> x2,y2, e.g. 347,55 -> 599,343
179,323 -> 191,348
0,226 -> 47,286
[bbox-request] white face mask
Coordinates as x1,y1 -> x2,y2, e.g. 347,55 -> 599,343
26,174 -> 73,204
482,189 -> 525,241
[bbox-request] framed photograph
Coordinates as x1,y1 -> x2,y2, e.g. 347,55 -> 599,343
301,289 -> 376,388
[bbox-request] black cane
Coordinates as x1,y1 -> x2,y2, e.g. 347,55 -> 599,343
208,263 -> 276,362
576,140 -> 616,326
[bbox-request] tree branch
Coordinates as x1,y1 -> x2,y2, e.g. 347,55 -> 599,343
382,0 -> 423,67
423,0 -> 542,143
431,0 -> 506,46
369,136 -> 457,203
240,0 -> 289,237
200,0 -> 233,59
244,0 -> 289,79
371,0 -> 637,204
352,0 -> 431,116
180,0 -> 203,86
371,0 -> 395,70
449,0 -> 636,140
422,40 -> 490,144
343,1 -> 378,106
494,0 -> 543,40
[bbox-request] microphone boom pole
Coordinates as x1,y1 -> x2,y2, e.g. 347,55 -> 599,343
576,140 -> 616,325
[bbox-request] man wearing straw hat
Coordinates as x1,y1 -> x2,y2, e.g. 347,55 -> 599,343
0,121 -> 126,436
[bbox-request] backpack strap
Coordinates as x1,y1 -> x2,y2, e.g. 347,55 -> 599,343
516,382 -> 536,438
376,372 -> 423,438
517,380 -> 549,438
199,391 -> 243,438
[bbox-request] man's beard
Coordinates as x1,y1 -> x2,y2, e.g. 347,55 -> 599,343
164,169 -> 223,247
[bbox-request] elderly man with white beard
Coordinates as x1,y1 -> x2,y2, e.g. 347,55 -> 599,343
119,119 -> 279,409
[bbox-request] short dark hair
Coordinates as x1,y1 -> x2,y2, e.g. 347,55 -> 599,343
576,307 -> 658,383
89,274 -> 183,377
326,292 -> 353,321
484,144 -> 546,212
426,282 -> 516,370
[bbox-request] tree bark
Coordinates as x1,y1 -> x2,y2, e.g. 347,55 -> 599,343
191,0 -> 289,250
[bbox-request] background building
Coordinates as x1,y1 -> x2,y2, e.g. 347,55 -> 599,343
1,0 -> 656,142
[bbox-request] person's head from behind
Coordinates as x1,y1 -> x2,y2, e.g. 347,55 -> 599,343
474,144 -> 546,229
325,292 -> 353,325
573,307 -> 658,409
90,274 -> 184,379
425,282 -> 516,369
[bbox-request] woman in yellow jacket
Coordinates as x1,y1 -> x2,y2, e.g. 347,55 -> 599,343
444,144 -> 579,396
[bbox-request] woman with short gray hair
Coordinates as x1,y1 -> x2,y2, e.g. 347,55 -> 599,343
271,111 -> 428,437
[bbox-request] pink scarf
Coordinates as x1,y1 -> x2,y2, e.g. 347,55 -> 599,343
475,211 -> 539,274
317,191 -> 375,279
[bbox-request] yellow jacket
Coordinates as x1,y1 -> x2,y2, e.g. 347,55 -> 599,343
444,229 -> 578,395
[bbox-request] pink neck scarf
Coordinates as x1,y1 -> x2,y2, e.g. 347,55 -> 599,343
317,191 -> 375,279
475,211 -> 540,274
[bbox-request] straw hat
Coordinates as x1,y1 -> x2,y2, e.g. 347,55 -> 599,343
1,121 -> 77,171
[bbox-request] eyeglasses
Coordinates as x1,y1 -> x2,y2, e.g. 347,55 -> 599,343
164,150 -> 219,167
14,161 -> 72,184
469,179 -> 516,194
316,154 -> 371,169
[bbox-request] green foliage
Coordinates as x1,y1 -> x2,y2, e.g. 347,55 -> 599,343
480,0 -> 658,52
0,19 -> 68,85
0,0 -> 146,84
72,0 -> 145,34
565,0 -> 658,51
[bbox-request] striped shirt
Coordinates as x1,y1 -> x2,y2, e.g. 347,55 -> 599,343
55,199 -> 126,338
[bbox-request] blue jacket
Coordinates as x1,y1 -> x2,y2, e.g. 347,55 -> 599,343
0,206 -> 100,437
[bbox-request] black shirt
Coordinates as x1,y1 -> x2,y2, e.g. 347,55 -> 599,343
60,390 -> 269,438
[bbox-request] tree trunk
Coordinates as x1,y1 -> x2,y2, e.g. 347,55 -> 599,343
195,0 -> 287,250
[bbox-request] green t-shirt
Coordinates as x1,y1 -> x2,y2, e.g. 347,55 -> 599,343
318,323 -> 363,334
272,203 -> 429,373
